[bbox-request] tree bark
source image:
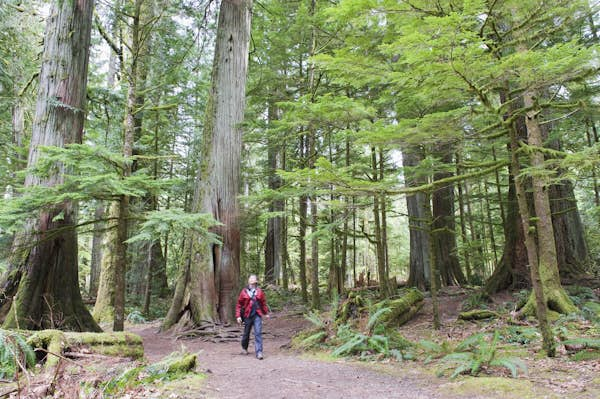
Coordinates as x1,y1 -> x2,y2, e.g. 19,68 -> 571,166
403,146 -> 431,290
264,103 -> 283,285
432,150 -> 466,286
89,202 -> 105,298
162,0 -> 252,329
0,0 -> 99,331
518,88 -> 577,319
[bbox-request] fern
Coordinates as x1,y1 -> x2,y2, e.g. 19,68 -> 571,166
366,306 -> 391,333
0,329 -> 36,379
298,331 -> 328,348
437,332 -> 527,379
332,333 -> 368,357
304,310 -> 325,329
490,357 -> 528,378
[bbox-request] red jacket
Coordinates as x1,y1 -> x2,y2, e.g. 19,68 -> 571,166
236,286 -> 268,319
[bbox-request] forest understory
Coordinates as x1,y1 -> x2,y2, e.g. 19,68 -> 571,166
1,286 -> 598,399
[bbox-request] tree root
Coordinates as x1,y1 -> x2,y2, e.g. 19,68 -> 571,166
517,288 -> 578,319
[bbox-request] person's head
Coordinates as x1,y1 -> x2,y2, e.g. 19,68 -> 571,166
248,274 -> 258,287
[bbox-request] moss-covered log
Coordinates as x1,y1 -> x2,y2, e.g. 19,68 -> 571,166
26,330 -> 143,367
378,288 -> 424,327
458,310 -> 500,320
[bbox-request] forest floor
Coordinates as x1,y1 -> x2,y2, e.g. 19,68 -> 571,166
3,287 -> 599,398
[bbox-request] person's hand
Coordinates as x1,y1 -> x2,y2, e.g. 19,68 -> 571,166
236,317 -> 242,324
265,314 -> 271,319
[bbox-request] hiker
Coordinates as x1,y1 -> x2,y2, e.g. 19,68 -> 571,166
236,274 -> 270,359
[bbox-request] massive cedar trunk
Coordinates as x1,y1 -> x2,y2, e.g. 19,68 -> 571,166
0,0 -> 100,331
162,0 -> 252,329
432,150 -> 466,286
403,146 -> 431,290
486,104 -> 530,294
550,180 -> 589,279
485,174 -> 530,293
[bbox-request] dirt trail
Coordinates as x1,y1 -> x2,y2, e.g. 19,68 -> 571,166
134,311 -> 452,399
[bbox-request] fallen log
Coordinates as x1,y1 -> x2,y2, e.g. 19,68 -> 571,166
458,309 -> 500,320
26,330 -> 143,367
377,288 -> 425,327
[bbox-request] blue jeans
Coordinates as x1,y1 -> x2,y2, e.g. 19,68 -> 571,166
241,315 -> 263,355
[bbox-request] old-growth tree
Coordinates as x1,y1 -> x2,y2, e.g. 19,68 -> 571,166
163,0 -> 252,329
0,0 -> 100,331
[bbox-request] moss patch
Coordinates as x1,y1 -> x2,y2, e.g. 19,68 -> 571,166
444,376 -> 559,399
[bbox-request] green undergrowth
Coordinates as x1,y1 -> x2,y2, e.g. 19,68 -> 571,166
293,294 -> 415,362
427,332 -> 528,378
0,329 -> 35,380
84,351 -> 199,397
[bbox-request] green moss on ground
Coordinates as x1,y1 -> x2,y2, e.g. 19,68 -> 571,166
444,377 -> 559,399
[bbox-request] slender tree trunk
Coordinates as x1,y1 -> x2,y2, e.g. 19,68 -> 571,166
403,146 -> 431,289
509,110 -> 555,356
455,153 -> 472,283
372,147 -> 389,298
518,87 -> 577,318
89,203 -> 105,298
308,0 -> 320,309
0,0 -> 99,331
379,147 -> 390,286
264,102 -> 282,285
162,0 -> 252,329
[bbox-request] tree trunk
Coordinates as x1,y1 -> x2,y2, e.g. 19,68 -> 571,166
299,192 -> 309,303
0,0 -> 99,332
432,150 -> 466,286
372,147 -> 389,298
510,106 -> 555,356
89,202 -> 105,298
455,153 -> 472,283
264,103 -> 282,285
162,0 -> 252,329
518,88 -> 577,319
403,146 -> 431,290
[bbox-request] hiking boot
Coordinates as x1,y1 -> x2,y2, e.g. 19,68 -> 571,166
256,352 -> 264,360
241,349 -> 248,355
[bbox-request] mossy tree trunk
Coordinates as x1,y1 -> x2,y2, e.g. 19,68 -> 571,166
509,98 -> 555,356
162,0 -> 252,329
517,88 -> 577,320
0,0 -> 99,332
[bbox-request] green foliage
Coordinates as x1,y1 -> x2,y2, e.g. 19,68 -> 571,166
461,291 -> 492,312
295,302 -> 414,361
126,310 -> 147,324
436,332 -> 528,379
565,285 -> 598,306
499,326 -> 540,345
126,209 -> 221,245
99,352 -> 197,396
0,329 -> 36,380
0,144 -> 175,233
